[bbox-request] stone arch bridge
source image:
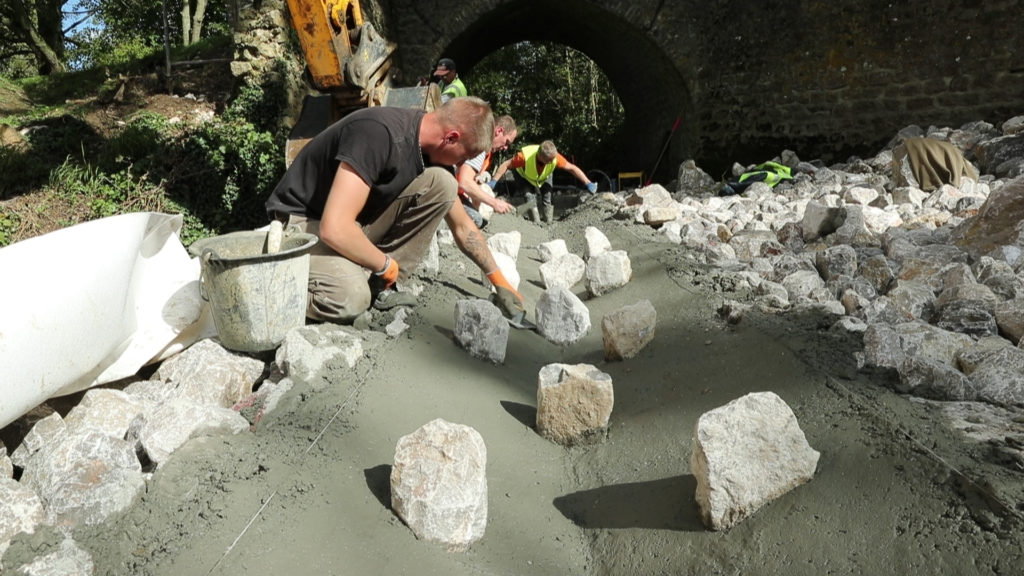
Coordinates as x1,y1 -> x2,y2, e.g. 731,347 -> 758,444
369,0 -> 1021,182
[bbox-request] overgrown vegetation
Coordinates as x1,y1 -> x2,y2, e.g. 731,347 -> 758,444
0,0 -> 294,248
1,2 -> 625,248
0,55 -> 285,247
2,0 -> 236,76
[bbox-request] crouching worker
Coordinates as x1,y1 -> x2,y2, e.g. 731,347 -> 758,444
456,114 -> 519,228
265,97 -> 525,324
490,140 -> 596,224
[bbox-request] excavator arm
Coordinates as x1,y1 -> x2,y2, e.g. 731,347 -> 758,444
284,0 -> 440,164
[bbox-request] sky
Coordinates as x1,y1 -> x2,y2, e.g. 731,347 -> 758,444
62,0 -> 100,34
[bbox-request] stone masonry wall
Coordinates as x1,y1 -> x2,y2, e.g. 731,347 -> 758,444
329,0 -> 1024,178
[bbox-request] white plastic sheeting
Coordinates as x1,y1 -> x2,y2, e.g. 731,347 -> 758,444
0,212 -> 213,429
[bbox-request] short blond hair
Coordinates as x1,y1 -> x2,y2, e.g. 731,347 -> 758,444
539,140 -> 558,162
495,115 -> 517,135
437,97 -> 495,157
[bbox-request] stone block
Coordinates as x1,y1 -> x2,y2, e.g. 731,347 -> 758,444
536,363 -> 614,445
586,250 -> 633,297
391,419 -> 487,551
536,239 -> 568,262
691,392 -> 819,531
454,299 -> 509,364
539,253 -> 585,290
602,300 -> 657,360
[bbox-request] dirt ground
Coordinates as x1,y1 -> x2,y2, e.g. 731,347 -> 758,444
8,194 -> 1024,575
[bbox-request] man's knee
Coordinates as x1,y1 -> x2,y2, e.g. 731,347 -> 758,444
306,256 -> 372,323
307,279 -> 372,323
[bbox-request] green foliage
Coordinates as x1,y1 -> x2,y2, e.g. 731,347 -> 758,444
74,0 -> 234,54
168,118 -> 282,234
85,35 -> 162,70
2,101 -> 283,245
0,210 -> 20,245
469,42 -> 624,177
49,157 -> 166,218
73,111 -> 282,240
102,112 -> 174,171
16,70 -> 109,105
0,54 -> 38,80
224,74 -> 289,138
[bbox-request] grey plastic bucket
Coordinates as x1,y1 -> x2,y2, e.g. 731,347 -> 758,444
189,228 -> 318,353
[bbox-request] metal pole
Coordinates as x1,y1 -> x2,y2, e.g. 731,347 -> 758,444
647,116 -> 681,185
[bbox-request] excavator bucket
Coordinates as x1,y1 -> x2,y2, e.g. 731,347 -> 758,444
382,84 -> 441,112
343,22 -> 395,91
283,0 -> 441,166
285,94 -> 333,167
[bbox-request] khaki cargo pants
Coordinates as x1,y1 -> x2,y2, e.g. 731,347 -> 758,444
280,167 -> 455,323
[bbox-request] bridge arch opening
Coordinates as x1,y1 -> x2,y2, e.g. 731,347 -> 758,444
465,41 -> 625,189
400,0 -> 696,185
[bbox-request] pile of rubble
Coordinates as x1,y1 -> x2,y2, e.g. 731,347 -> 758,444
610,115 -> 1024,456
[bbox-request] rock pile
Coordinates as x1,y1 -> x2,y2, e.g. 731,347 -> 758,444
0,326 -> 386,571
612,118 -> 1024,409
609,116 -> 1024,469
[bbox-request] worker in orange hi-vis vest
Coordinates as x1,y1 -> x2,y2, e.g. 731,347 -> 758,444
456,115 -> 519,228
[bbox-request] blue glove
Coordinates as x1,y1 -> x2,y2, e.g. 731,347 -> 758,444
586,182 -> 597,193
488,179 -> 498,189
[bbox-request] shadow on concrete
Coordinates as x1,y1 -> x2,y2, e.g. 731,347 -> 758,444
500,400 -> 536,429
553,475 -> 704,532
364,464 -> 393,509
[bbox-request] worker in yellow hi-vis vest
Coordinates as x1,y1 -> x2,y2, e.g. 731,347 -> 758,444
490,140 -> 596,224
431,58 -> 467,104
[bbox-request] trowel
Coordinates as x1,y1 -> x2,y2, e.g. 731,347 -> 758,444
490,290 -> 537,331
265,220 -> 283,254
506,310 -> 537,331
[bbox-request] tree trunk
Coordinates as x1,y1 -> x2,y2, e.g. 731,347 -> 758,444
37,0 -> 64,60
180,1 -> 192,46
6,0 -> 66,74
190,0 -> 208,44
588,59 -> 598,129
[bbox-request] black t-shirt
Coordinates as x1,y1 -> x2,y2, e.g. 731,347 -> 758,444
266,107 -> 428,223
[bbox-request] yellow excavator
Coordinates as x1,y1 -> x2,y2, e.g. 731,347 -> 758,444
284,0 -> 440,165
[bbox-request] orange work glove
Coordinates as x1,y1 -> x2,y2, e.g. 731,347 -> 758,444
486,269 -> 525,318
374,254 -> 400,289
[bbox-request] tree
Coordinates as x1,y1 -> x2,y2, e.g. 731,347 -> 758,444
470,42 -> 624,174
1,0 -> 69,74
180,0 -> 210,46
61,0 -> 234,70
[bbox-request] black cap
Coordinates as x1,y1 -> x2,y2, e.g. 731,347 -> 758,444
433,58 -> 457,75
